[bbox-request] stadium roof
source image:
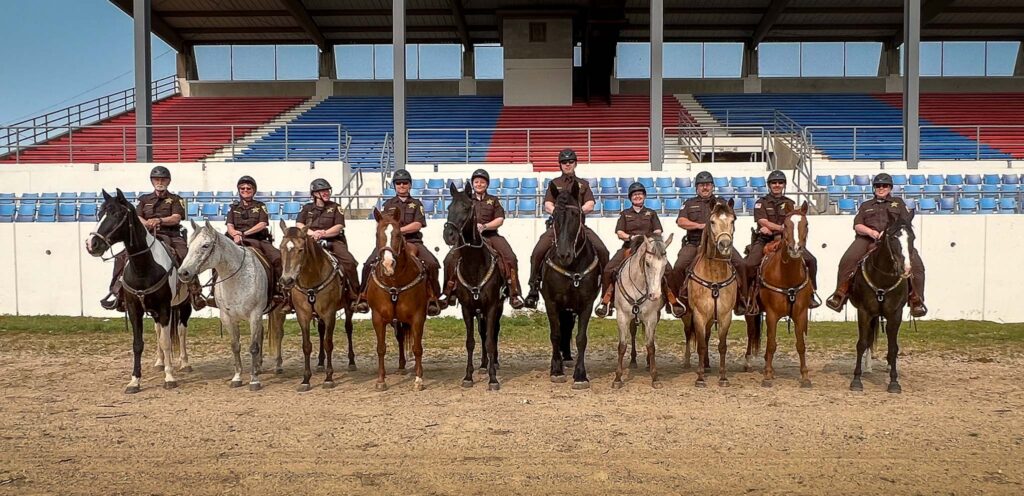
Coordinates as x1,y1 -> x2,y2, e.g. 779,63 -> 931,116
111,0 -> 1024,52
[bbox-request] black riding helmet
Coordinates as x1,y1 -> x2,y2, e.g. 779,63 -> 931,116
471,168 -> 490,183
627,182 -> 647,196
694,171 -> 715,185
392,169 -> 413,184
150,166 -> 171,179
310,178 -> 332,193
767,170 -> 787,184
237,175 -> 257,190
558,149 -> 578,163
872,173 -> 894,187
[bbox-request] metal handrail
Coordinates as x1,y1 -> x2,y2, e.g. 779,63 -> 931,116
803,124 -> 1024,161
379,132 -> 395,186
406,126 -> 651,164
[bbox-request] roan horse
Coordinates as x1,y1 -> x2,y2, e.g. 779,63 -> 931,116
85,189 -> 192,393
367,207 -> 430,391
443,182 -> 506,391
612,233 -> 674,389
848,209 -> 916,394
684,198 -> 739,387
177,220 -> 286,391
278,221 -> 356,392
745,203 -> 814,388
541,180 -> 601,389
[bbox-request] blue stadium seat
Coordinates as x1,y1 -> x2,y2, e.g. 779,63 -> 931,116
499,187 -> 517,198
903,185 -> 923,195
927,175 -> 945,186
57,203 -> 77,222
815,176 -> 832,187
946,175 -> 964,186
941,185 -> 959,193
730,177 -> 747,188
592,200 -> 603,216
655,177 -> 673,189
519,198 -> 539,217
938,197 -> 955,214
382,188 -> 396,197
600,186 -> 618,195
1000,184 -> 1020,193
891,174 -> 907,186
265,202 -> 282,220
36,204 -> 57,222
674,177 -> 692,188
78,203 -> 98,222
999,197 -> 1017,213
201,203 -> 222,221
187,202 -> 200,219
917,197 -> 937,213
521,177 -> 539,189
904,198 -> 917,211
501,199 -> 517,215
680,186 -> 696,196
58,192 -> 78,203
599,177 -> 616,189
958,198 -> 978,213
983,174 -> 1000,185
255,191 -> 272,202
419,188 -> 441,200
618,177 -> 634,189
713,177 -> 728,188
638,177 -> 655,188
0,193 -> 14,204
837,198 -> 856,214
39,192 -> 58,204
665,197 -> 682,212
853,175 -> 871,186
410,179 -> 426,190
982,184 -> 1000,197
488,178 -> 501,190
602,198 -> 621,214
215,191 -> 234,202
833,175 -> 852,186
584,177 -> 598,189
195,191 -> 214,202
924,185 -> 942,194
283,202 -> 303,221
909,174 -> 926,186
427,178 -> 446,189
962,184 -> 982,197
421,199 -> 436,216
964,174 -> 982,185
979,197 -> 997,213
15,203 -> 35,222
20,193 -> 39,205
742,197 -> 756,213
749,177 -> 767,188
1002,174 -> 1020,185
657,186 -> 678,196
826,185 -> 844,197
79,192 -> 99,203
645,198 -> 663,213
0,204 -> 15,222
520,186 -> 538,196
272,191 -> 293,202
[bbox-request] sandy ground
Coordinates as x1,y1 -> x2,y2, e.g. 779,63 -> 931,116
1,330 -> 1022,495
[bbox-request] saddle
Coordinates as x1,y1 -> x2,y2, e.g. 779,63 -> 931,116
243,243 -> 277,308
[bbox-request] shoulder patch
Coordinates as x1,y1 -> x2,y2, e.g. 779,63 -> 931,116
754,202 -> 761,209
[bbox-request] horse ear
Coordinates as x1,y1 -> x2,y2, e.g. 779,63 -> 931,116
204,220 -> 213,231
115,188 -> 126,202
800,201 -> 809,215
372,207 -> 382,222
278,219 -> 288,232
101,189 -> 112,201
464,180 -> 472,195
727,198 -> 735,209
190,219 -> 199,232
546,180 -> 559,201
664,233 -> 674,248
299,226 -> 309,237
449,182 -> 460,198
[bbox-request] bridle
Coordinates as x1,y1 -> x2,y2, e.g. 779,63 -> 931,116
757,213 -> 812,327
283,234 -> 343,306
616,237 -> 663,323
552,201 -> 586,257
545,199 -> 597,287
862,225 -> 911,303
187,227 -> 250,289
89,202 -> 155,262
445,197 -> 499,301
444,197 -> 484,250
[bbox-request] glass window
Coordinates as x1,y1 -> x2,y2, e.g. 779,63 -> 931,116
663,43 -> 702,78
801,42 -> 844,77
919,42 -> 942,76
195,45 -> 231,80
474,44 -> 504,80
759,43 -> 800,77
942,41 -> 986,76
616,42 -> 650,78
337,45 -> 374,80
844,42 -> 881,76
703,43 -> 742,78
986,41 -> 1020,76
574,43 -> 582,67
418,44 -> 462,79
275,45 -> 318,80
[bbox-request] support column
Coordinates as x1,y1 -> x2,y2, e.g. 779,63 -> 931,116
903,0 -> 920,169
881,41 -> 902,92
1014,45 -> 1024,76
649,0 -> 663,171
174,44 -> 197,97
459,48 -> 477,95
316,45 -> 336,98
133,0 -> 153,163
393,0 -> 406,169
742,42 -> 761,93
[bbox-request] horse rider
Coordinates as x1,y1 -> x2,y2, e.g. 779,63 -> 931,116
194,175 -> 284,309
743,170 -> 821,314
669,170 -> 749,316
523,148 -> 610,309
825,172 -> 927,317
354,169 -> 443,316
438,168 -> 526,309
594,181 -> 675,317
294,178 -> 360,309
99,166 -> 203,311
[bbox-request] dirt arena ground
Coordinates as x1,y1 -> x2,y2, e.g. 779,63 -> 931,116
1,318 -> 1022,495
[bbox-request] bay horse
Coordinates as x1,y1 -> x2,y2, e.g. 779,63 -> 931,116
278,220 -> 355,392
848,209 -> 915,393
685,198 -> 739,387
367,207 -> 429,391
85,189 -> 192,393
746,203 -> 814,388
612,233 -> 674,389
178,220 -> 286,391
443,182 -> 506,391
541,180 -> 601,389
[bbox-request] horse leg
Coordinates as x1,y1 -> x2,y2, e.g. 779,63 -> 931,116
316,318 -> 326,372
177,313 -> 191,373
269,308 -> 285,374
795,310 -> 811,388
248,312 -> 264,391
546,307 -> 565,382
297,315 -> 313,392
682,315 -> 693,369
693,314 -> 708,387
743,314 -> 760,372
345,309 -> 356,371
396,324 -> 408,374
373,315 -> 388,391
157,318 -> 178,389
613,312 -> 628,389
485,307 -> 501,391
572,312 -> 591,389
629,320 -> 639,370
412,314 -> 426,391
125,308 -> 145,394
321,311 -> 337,388
493,317 -> 501,370
850,311 -> 875,391
762,311 -> 779,387
152,321 -> 164,370
645,310 -> 661,389
559,311 -> 574,362
228,317 -> 244,388
478,315 -> 488,371
885,314 -> 902,394
462,307 -> 476,387
717,316 -> 731,387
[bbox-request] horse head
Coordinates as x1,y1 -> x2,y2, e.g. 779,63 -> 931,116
278,219 -> 310,289
783,202 -> 810,260
548,179 -> 584,266
443,181 -> 476,247
373,207 -> 404,276
704,198 -> 736,259
883,208 -> 915,277
178,220 -> 221,282
639,232 -> 674,283
85,188 -> 137,257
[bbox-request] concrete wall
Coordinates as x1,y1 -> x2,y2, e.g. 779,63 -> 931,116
617,76 -> 1024,95
188,81 -> 317,97
187,80 -> 503,98
2,214 -> 1022,322
502,18 -> 573,106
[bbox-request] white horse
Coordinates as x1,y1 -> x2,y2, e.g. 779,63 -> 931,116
178,220 -> 286,391
612,233 -> 674,389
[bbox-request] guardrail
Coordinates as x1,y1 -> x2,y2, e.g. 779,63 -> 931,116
406,127 -> 651,164
803,124 -> 1024,161
667,124 -> 769,163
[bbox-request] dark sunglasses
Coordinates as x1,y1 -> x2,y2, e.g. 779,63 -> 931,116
873,184 -> 891,188
768,180 -> 786,185
394,181 -> 411,186
559,160 -> 577,165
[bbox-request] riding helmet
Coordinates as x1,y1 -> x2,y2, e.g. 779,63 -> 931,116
471,168 -> 490,183
872,173 -> 894,187
694,171 -> 715,185
310,178 -> 332,193
558,149 -> 578,163
237,175 -> 257,190
627,182 -> 647,196
392,169 -> 413,184
767,170 -> 787,184
150,166 -> 171,179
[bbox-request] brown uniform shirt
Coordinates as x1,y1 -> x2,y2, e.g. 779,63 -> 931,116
615,206 -> 662,248
853,195 -> 912,235
544,174 -> 596,205
381,196 -> 427,241
298,200 -> 346,241
227,199 -> 271,241
472,192 -> 506,238
676,195 -> 718,245
137,192 -> 186,236
753,194 -> 795,242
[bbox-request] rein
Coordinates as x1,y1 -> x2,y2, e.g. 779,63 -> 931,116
295,241 -> 343,306
862,235 -> 909,304
370,237 -> 427,331
546,200 -> 595,287
615,243 -> 656,324
757,222 -> 811,333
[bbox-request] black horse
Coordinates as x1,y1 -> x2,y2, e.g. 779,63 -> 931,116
443,182 -> 507,390
848,209 -> 915,393
85,189 -> 193,393
540,180 -> 601,388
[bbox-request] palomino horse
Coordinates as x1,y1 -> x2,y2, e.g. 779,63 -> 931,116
178,221 -> 286,391
848,209 -> 915,393
278,221 -> 356,392
443,182 -> 506,391
685,198 -> 739,387
612,233 -> 674,389
746,203 -> 814,388
367,207 -> 430,391
85,189 -> 192,393
541,180 -> 601,389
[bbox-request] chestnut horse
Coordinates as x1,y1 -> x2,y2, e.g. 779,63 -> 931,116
367,207 -> 430,391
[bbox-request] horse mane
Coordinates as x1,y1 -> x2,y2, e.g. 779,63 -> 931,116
628,234 -> 646,253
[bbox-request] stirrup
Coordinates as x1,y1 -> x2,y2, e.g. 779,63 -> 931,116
509,295 -> 525,309
909,302 -> 928,318
523,289 -> 540,309
99,292 -> 121,311
810,292 -> 822,309
427,300 -> 441,317
595,302 -> 613,318
825,293 -> 846,312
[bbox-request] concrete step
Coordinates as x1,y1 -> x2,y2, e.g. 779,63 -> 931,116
205,96 -> 325,162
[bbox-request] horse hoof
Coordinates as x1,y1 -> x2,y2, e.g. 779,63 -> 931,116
550,375 -> 567,383
163,381 -> 178,390
414,382 -> 425,392
179,365 -> 193,373
488,382 -> 501,391
800,379 -> 813,389
695,380 -> 707,388
461,379 -> 474,388
849,380 -> 863,392
124,385 -> 140,394
296,383 -> 312,393
651,381 -> 663,389
718,379 -> 730,387
628,362 -> 638,370
348,364 -> 357,372
275,368 -> 284,375
611,380 -> 624,389
249,383 -> 262,392
887,382 -> 902,394
572,381 -> 590,390
316,365 -> 325,372
375,382 -> 387,391
762,380 -> 773,388
230,380 -> 243,388
323,381 -> 335,389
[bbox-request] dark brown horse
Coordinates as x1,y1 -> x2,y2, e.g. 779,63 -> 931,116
367,207 -> 430,391
278,221 -> 355,392
746,203 -> 814,388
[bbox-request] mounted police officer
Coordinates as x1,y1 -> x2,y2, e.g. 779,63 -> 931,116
825,172 -> 927,317
295,178 -> 360,309
743,170 -> 821,314
523,148 -> 610,309
354,169 -> 443,316
668,170 -> 749,316
438,168 -> 526,309
100,166 -> 203,311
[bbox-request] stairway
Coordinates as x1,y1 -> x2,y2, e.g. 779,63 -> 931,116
206,97 -> 322,162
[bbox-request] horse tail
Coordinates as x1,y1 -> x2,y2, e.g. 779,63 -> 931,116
747,314 -> 762,353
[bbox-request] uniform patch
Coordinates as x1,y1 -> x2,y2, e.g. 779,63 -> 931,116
164,198 -> 173,204
891,201 -> 899,208
754,203 -> 761,209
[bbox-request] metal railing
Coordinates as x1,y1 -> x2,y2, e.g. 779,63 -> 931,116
668,123 -> 770,163
406,127 -> 651,164
803,124 -> 1024,161
379,132 -> 395,185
